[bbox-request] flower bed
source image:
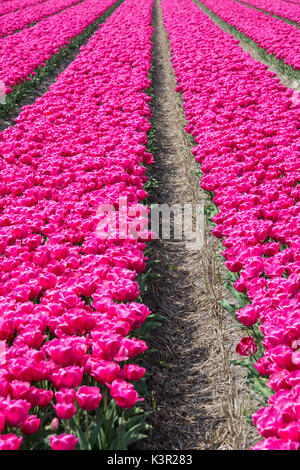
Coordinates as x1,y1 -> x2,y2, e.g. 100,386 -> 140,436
0,0 -> 154,450
239,0 -> 300,25
162,0 -> 300,450
0,0 -> 83,38
197,0 -> 300,70
0,0 -> 46,17
0,0 -> 118,90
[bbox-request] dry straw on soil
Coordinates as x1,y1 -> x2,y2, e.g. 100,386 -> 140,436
142,0 -> 259,450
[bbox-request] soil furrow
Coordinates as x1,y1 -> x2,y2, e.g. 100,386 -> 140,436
142,0 -> 258,450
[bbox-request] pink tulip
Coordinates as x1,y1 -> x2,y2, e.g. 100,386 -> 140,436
88,359 -> 121,384
236,337 -> 258,357
0,413 -> 5,433
110,379 -> 140,408
122,364 -> 146,382
20,414 -> 41,435
53,403 -> 77,420
76,386 -> 102,411
50,434 -> 78,450
4,400 -> 31,427
55,388 -> 76,404
0,434 -> 23,450
278,422 -> 300,442
251,437 -> 299,450
236,305 -> 258,327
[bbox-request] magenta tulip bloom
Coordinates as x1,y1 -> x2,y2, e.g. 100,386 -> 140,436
20,415 -> 41,435
236,337 -> 258,357
76,386 -> 102,411
53,403 -> 77,420
0,434 -> 23,450
50,434 -> 79,450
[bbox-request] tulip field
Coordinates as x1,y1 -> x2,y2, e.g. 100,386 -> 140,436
199,0 -> 300,70
0,0 -> 299,452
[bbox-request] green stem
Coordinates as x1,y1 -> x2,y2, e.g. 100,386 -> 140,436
105,401 -> 117,442
117,410 -> 125,448
103,388 -> 108,414
85,412 -> 89,444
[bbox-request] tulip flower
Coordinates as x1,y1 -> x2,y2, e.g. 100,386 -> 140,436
50,434 -> 79,450
20,415 -> 41,435
53,403 -> 77,420
76,386 -> 102,411
3,400 -> 31,427
236,337 -> 258,357
236,305 -> 258,327
251,437 -> 299,450
110,379 -> 140,408
0,434 -> 23,450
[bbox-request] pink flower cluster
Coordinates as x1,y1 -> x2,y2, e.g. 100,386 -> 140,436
0,0 -> 117,89
0,0 -> 83,38
239,0 -> 300,25
162,0 -> 300,450
0,0 -> 46,17
0,0 -> 154,450
199,0 -> 300,69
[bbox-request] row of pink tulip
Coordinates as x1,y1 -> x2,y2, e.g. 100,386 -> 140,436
0,0 -> 46,17
0,0 -> 154,450
0,0 -> 83,38
162,0 -> 300,450
0,0 -> 117,91
198,0 -> 300,70
238,0 -> 300,24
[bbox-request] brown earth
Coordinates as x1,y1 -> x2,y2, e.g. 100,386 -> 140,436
141,0 -> 259,450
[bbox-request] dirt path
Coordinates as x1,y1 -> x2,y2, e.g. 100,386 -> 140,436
142,0 -> 258,450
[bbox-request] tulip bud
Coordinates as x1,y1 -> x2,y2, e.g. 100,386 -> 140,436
50,417 -> 60,432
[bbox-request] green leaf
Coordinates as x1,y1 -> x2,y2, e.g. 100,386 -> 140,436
219,299 -> 238,317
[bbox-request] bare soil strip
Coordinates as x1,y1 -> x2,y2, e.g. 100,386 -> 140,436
143,0 -> 258,450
